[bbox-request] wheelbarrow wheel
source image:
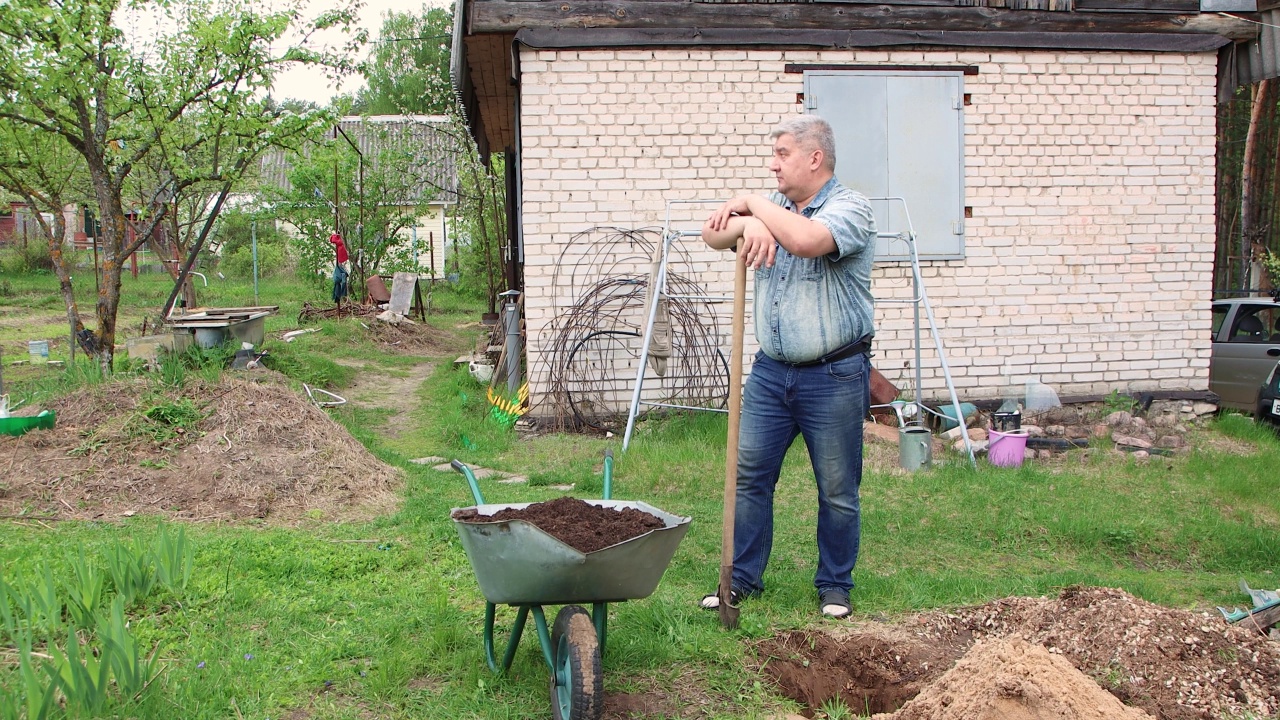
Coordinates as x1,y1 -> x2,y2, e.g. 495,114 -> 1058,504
550,605 -> 602,720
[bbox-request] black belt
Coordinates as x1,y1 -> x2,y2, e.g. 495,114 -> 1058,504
784,336 -> 872,367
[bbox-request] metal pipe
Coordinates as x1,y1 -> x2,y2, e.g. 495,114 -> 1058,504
504,297 -> 521,394
251,218 -> 259,304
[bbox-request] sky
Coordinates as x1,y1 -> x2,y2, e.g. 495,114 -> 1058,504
272,0 -> 452,105
122,0 -> 452,107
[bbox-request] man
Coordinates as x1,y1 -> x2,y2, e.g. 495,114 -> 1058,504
699,114 -> 877,619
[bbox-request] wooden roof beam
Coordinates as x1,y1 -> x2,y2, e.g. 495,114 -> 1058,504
468,0 -> 1259,41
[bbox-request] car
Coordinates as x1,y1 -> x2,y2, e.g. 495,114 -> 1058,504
1258,360 -> 1280,426
1209,295 -> 1280,413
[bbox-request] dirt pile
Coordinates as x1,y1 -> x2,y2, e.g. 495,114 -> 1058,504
0,371 -> 401,521
758,586 -> 1280,720
870,637 -> 1154,720
452,496 -> 666,553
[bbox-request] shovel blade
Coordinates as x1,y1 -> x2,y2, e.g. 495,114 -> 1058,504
717,563 -> 739,629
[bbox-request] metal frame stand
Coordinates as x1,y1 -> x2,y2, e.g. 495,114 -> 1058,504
870,197 -> 975,469
622,200 -> 731,451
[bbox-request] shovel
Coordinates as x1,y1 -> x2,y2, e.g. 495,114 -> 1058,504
718,254 -> 748,629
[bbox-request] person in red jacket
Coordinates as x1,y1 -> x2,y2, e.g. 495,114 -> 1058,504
329,232 -> 349,302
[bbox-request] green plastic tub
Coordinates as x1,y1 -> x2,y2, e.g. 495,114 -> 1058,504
0,410 -> 56,437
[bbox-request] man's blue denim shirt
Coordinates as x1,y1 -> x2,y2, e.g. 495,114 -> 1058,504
755,177 -> 877,363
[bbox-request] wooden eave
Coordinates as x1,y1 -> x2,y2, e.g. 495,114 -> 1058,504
455,0 -> 1261,152
460,32 -> 516,154
466,0 -> 1258,40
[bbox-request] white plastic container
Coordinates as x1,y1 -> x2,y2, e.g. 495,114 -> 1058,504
27,340 -> 49,364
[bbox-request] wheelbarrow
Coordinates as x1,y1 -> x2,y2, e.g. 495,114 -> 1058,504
450,451 -> 691,720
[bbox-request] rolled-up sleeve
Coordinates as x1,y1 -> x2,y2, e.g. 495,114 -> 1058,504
814,189 -> 877,262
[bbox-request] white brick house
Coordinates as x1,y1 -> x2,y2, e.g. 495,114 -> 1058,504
452,0 -> 1260,423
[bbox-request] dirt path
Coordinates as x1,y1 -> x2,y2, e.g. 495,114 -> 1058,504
334,359 -> 436,439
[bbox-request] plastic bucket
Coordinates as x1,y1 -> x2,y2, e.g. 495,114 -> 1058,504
988,429 -> 1029,468
898,427 -> 933,471
28,340 -> 49,364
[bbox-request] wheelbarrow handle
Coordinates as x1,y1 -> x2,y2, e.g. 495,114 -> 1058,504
451,460 -> 486,505
602,450 -> 613,501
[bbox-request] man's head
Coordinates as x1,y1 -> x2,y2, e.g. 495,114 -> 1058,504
768,115 -> 836,202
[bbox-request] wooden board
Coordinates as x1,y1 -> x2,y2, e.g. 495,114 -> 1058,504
389,273 -> 420,316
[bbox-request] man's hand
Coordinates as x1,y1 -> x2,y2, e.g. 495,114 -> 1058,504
738,217 -> 776,270
706,196 -> 756,233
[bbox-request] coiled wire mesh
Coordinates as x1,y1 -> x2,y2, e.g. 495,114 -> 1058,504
537,227 -> 729,431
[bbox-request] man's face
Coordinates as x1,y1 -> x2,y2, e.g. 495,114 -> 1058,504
769,133 -> 820,200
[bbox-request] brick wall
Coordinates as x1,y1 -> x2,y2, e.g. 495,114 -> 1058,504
518,48 -> 1217,419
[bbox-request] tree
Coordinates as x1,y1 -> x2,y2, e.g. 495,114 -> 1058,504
0,0 -> 364,371
359,5 -> 453,116
266,117 -> 450,293
0,113 -> 92,331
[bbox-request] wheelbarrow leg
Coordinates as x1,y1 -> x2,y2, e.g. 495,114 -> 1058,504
483,602 -> 532,674
591,602 -> 607,659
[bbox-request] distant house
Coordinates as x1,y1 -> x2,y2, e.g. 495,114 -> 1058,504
259,115 -> 460,279
454,0 -> 1273,415
0,201 -> 82,248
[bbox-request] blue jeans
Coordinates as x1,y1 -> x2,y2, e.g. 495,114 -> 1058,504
730,351 -> 869,596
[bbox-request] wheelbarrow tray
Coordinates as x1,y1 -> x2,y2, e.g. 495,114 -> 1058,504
452,499 -> 691,606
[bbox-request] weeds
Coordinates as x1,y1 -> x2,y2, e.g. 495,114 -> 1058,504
818,696 -> 852,719
1103,390 -> 1138,414
155,344 -> 235,388
0,526 -> 187,717
125,397 -> 204,447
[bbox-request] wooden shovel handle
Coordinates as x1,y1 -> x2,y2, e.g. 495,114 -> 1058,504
719,254 -> 747,628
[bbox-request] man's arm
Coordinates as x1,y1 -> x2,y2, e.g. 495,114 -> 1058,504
738,196 -> 836,258
702,215 -> 778,269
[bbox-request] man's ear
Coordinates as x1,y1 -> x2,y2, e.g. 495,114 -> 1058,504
809,149 -> 824,171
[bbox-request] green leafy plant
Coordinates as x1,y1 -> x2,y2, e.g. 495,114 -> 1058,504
1260,249 -> 1280,289
103,541 -> 157,609
0,533 -> 175,717
98,596 -> 158,700
818,697 -> 852,720
62,549 -> 107,630
126,397 -> 204,446
1102,389 -> 1138,414
151,525 -> 194,593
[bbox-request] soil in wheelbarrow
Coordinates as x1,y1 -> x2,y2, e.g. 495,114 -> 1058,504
451,496 -> 665,553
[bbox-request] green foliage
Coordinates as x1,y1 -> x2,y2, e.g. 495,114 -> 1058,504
260,333 -> 355,389
1102,390 -> 1138,414
103,543 -> 158,609
0,0 -> 359,369
1261,248 -> 1280,290
449,147 -> 508,310
221,243 -> 289,279
210,208 -> 286,259
155,343 -> 235,388
0,529 -> 184,717
270,120 -> 448,284
818,696 -> 852,720
126,397 -> 204,447
0,242 -> 53,275
359,6 -> 454,115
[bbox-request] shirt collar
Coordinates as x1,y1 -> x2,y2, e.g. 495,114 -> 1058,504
782,176 -> 840,215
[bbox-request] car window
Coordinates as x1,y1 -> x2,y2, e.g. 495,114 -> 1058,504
1211,306 -> 1227,338
1230,305 -> 1279,343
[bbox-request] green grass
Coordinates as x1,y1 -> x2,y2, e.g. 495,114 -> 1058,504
2,266 -> 1280,718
